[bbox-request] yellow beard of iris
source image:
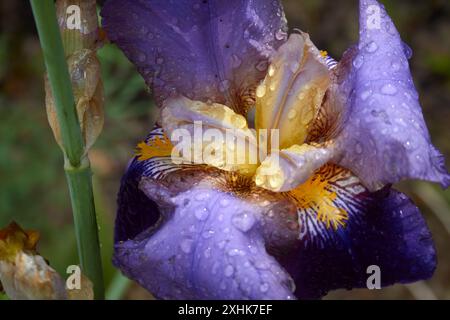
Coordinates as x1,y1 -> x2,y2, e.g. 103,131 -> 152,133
289,167 -> 349,230
135,134 -> 173,161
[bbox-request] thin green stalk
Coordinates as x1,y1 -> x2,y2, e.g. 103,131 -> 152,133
30,0 -> 104,299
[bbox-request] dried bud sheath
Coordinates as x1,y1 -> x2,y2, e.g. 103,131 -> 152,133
46,0 -> 104,154
56,0 -> 98,56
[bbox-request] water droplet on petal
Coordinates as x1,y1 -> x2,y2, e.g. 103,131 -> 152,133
287,109 -> 297,120
224,265 -> 234,277
202,230 -> 215,239
220,198 -> 230,207
365,41 -> 378,53
180,238 -> 193,253
195,207 -> 209,221
360,90 -> 372,101
352,55 -> 364,69
381,83 -> 397,95
402,42 -> 413,59
232,211 -> 256,232
260,282 -> 269,293
195,192 -> 209,201
391,61 -> 401,71
268,65 -> 276,77
256,84 -> 266,98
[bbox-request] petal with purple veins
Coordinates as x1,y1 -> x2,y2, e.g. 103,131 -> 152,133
280,164 -> 436,299
114,176 -> 297,299
101,0 -> 287,112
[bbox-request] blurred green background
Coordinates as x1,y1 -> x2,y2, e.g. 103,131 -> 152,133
0,0 -> 449,299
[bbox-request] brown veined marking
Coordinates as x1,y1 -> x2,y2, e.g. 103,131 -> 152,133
287,164 -> 349,230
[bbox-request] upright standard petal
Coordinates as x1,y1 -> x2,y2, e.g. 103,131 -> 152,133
101,0 -> 287,112
326,0 -> 449,191
255,33 -> 330,149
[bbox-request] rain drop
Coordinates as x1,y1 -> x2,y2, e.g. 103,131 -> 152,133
360,90 -> 372,101
391,61 -> 401,71
288,109 -> 297,120
268,65 -> 276,77
220,198 -> 230,207
365,41 -> 378,53
232,211 -> 256,232
224,265 -> 234,277
256,84 -> 266,98
260,282 -> 269,293
180,238 -> 193,254
202,230 -> 215,239
195,192 -> 209,201
352,55 -> 364,69
195,207 -> 209,221
381,84 -> 398,95
402,42 -> 413,59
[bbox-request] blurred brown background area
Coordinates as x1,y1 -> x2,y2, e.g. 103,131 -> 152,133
0,0 -> 449,299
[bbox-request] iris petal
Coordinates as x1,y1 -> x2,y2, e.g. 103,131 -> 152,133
101,0 -> 287,112
255,33 -> 330,149
255,143 -> 335,192
280,165 -> 436,299
114,179 -> 296,299
161,96 -> 259,175
324,0 -> 449,190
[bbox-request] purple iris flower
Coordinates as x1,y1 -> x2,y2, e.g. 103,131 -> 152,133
101,0 -> 449,299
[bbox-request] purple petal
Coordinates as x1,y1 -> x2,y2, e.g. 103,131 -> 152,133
329,0 -> 449,190
101,0 -> 287,109
114,179 -> 296,299
281,188 -> 436,299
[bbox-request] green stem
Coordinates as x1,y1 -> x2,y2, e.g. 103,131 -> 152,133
30,0 -> 104,299
65,159 -> 105,299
